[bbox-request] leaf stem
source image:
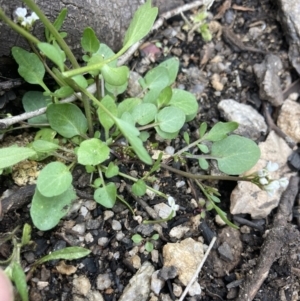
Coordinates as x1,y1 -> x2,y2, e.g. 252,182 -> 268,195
160,163 -> 248,182
174,136 -> 204,156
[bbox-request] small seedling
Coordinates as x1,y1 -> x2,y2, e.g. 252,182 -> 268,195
132,233 -> 160,252
1,224 -> 90,301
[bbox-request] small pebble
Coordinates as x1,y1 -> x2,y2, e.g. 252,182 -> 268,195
131,255 -> 141,269
98,237 -> 109,247
173,283 -> 182,297
80,206 -> 88,217
116,232 -> 125,241
151,249 -> 159,263
165,146 -> 175,155
188,281 -> 201,296
72,224 -> 86,235
72,275 -> 91,296
84,233 -> 94,243
84,200 -> 97,210
215,215 -> 226,226
176,180 -> 185,188
151,270 -> 165,295
112,220 -> 122,231
86,219 -> 101,230
96,274 -> 112,290
104,210 -> 114,220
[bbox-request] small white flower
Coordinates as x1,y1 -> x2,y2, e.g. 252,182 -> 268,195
257,169 -> 268,178
266,161 -> 279,172
279,177 -> 289,188
27,12 -> 39,23
14,7 -> 39,29
263,180 -> 280,196
14,7 -> 27,20
168,196 -> 179,212
259,177 -> 268,185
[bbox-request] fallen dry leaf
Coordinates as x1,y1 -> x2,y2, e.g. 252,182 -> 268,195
56,261 -> 77,275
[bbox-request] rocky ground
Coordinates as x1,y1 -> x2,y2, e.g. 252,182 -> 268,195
1,0 -> 300,300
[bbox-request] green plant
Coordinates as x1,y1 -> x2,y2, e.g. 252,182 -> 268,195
182,7 -> 212,42
1,224 -> 90,301
132,233 -> 160,252
0,0 -> 265,232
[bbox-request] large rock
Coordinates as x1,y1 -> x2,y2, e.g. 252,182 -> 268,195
162,238 -> 204,286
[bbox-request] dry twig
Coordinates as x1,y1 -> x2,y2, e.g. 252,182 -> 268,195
237,176 -> 299,301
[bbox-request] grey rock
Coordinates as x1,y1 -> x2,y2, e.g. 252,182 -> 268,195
135,224 -> 155,236
118,261 -> 154,301
218,242 -> 234,262
218,99 -> 267,139
158,266 -> 178,280
151,270 -> 165,295
112,220 -> 122,231
103,210 -> 114,220
188,281 -> 202,296
277,99 -> 300,143
169,225 -> 190,239
253,54 -> 284,106
276,0 -> 300,75
86,219 -> 101,230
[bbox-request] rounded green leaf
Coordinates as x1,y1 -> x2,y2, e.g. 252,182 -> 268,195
132,234 -> 143,244
12,47 -> 45,85
30,186 -> 76,230
101,65 -> 129,86
118,98 -> 141,117
156,106 -> 185,133
169,89 -> 198,116
132,103 -> 157,125
144,66 -> 169,90
77,138 -> 110,166
198,143 -> 209,153
211,135 -> 261,175
151,234 -> 159,240
132,179 -> 147,196
105,162 -> 119,178
155,127 -> 179,140
198,158 -> 209,170
97,95 -> 117,131
37,162 -> 72,197
81,27 -> 100,53
145,241 -> 154,252
94,182 -> 116,208
47,103 -> 88,138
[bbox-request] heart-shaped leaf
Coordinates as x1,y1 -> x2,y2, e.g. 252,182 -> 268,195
211,135 -> 260,175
